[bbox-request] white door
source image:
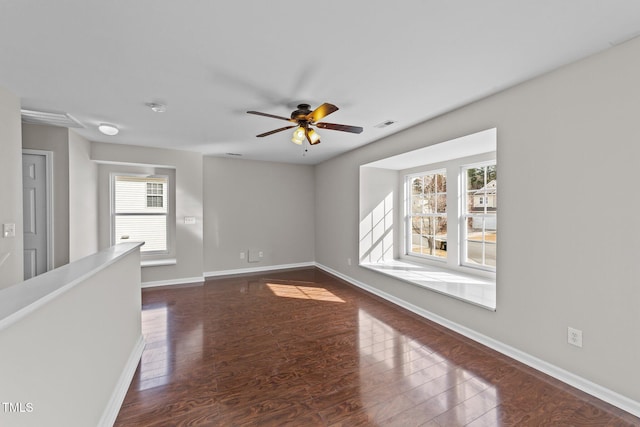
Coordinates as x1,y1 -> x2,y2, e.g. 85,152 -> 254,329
22,153 -> 49,279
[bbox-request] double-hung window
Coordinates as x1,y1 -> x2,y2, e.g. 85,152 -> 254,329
407,170 -> 447,259
462,163 -> 497,269
112,175 -> 169,254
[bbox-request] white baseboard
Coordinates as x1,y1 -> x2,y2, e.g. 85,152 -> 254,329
204,262 -> 315,279
98,334 -> 145,427
141,276 -> 205,288
316,263 -> 640,418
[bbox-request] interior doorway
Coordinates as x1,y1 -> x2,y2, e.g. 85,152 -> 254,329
22,149 -> 53,279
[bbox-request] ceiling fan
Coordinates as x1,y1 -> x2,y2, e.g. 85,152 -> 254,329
247,103 -> 363,145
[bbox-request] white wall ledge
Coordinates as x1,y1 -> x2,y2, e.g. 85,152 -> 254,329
361,259 -> 496,310
0,242 -> 143,331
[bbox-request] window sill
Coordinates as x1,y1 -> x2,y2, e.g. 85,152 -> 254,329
141,258 -> 177,268
360,259 -> 496,311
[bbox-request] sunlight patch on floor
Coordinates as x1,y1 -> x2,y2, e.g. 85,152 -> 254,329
266,283 -> 345,303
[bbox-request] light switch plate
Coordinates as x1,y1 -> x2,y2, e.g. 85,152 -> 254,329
3,223 -> 16,238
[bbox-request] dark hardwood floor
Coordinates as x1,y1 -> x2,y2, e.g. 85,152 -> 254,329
114,268 -> 639,426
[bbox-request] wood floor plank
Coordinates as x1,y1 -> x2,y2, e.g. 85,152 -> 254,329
114,267 -> 639,426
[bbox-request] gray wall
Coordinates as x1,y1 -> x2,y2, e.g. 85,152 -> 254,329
22,124 -> 70,268
359,167 -> 398,262
91,142 -> 203,285
203,157 -> 315,273
0,86 -> 23,289
315,37 -> 640,402
68,130 -> 98,261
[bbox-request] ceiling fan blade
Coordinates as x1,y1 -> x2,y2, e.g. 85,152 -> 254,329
306,103 -> 339,123
247,110 -> 296,122
256,126 -> 296,137
316,122 -> 363,134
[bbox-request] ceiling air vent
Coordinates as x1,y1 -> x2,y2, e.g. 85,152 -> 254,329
374,120 -> 396,129
21,109 -> 84,128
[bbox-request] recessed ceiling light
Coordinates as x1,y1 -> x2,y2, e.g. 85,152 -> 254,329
146,102 -> 167,113
98,124 -> 119,136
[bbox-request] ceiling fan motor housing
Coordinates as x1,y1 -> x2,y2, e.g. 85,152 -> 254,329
291,104 -> 312,120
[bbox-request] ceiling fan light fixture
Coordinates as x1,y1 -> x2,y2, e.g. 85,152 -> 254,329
98,123 -> 119,136
306,128 -> 320,144
291,126 -> 305,145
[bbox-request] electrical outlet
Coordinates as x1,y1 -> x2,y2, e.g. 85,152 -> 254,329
248,249 -> 261,263
347,258 -> 352,266
567,327 -> 583,348
239,252 -> 245,260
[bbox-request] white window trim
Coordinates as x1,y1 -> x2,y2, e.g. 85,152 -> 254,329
110,173 -> 172,258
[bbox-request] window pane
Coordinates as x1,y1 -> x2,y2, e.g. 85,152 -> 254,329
411,216 -> 425,254
436,194 -> 447,213
424,217 -> 432,255
410,177 -> 423,214
486,215 -> 497,238
423,175 -> 436,193
411,177 -> 423,196
423,217 -> 434,237
466,241 -> 483,265
147,196 -> 163,208
434,216 -> 447,258
485,243 -> 497,267
435,217 -> 447,239
466,216 -> 483,241
466,167 -> 486,191
115,176 -> 167,214
411,216 -> 422,235
423,194 -> 435,214
115,215 -> 167,252
437,173 -> 446,193
487,165 -> 497,182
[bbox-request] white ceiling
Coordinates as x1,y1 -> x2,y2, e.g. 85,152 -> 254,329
2,1 -> 640,165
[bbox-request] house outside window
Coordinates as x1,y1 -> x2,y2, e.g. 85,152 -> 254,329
112,175 -> 169,253
406,170 -> 447,259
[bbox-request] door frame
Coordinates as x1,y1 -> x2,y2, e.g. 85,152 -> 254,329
22,149 -> 54,272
